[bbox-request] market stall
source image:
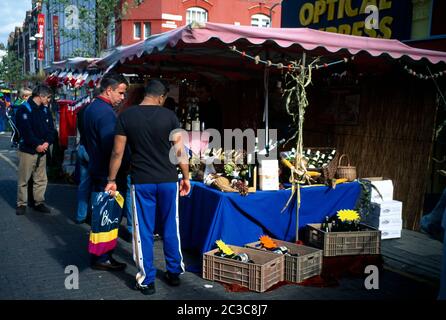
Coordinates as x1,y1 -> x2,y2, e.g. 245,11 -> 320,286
94,22 -> 446,236
180,181 -> 360,254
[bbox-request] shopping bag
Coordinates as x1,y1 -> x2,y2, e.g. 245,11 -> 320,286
88,192 -> 122,256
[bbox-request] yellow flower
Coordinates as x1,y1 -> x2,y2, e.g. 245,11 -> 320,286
337,209 -> 360,222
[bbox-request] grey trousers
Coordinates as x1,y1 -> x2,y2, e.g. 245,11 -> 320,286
17,151 -> 47,207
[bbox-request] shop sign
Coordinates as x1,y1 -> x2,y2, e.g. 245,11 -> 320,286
281,0 -> 412,40
37,13 -> 45,61
53,16 -> 61,61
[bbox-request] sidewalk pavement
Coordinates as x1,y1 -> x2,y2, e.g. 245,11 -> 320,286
0,134 -> 440,302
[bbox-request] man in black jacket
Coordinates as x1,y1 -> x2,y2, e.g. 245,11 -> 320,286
15,85 -> 56,215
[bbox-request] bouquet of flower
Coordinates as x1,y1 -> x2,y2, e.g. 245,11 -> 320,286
331,209 -> 362,232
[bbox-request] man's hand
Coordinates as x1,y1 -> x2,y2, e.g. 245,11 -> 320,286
179,179 -> 191,196
35,145 -> 45,153
105,182 -> 117,197
42,142 -> 49,151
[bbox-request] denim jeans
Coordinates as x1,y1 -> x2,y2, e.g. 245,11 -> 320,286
76,145 -> 92,222
123,175 -> 133,233
421,188 -> 446,240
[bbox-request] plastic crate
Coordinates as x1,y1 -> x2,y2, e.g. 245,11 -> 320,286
307,223 -> 381,257
245,239 -> 323,283
202,245 -> 284,292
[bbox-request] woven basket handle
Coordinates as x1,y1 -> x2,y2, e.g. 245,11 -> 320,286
338,154 -> 351,167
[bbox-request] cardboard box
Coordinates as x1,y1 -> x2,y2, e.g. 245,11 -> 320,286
258,160 -> 279,191
380,228 -> 402,240
370,200 -> 403,218
363,177 -> 394,203
364,215 -> 403,230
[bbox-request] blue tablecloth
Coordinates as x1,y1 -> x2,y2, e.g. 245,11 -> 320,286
179,181 -> 361,255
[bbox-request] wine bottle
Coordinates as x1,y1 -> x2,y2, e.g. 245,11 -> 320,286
322,216 -> 330,232
185,111 -> 192,131
247,153 -> 255,187
192,105 -> 200,131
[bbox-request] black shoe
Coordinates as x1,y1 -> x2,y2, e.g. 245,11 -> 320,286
34,204 -> 51,213
134,282 -> 156,295
91,258 -> 127,271
16,206 -> 26,216
120,229 -> 133,243
164,271 -> 180,286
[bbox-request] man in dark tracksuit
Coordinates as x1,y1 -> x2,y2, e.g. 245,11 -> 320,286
15,85 -> 56,215
83,73 -> 129,271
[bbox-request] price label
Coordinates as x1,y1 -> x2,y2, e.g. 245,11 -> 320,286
114,191 -> 124,208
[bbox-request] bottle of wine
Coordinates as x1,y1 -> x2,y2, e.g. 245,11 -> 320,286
247,153 -> 255,187
185,111 -> 192,131
192,105 -> 200,131
322,216 -> 330,232
317,154 -> 326,167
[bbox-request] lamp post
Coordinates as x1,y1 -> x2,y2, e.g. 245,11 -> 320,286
268,1 -> 283,28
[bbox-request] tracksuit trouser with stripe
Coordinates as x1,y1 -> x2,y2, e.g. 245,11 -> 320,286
131,182 -> 185,286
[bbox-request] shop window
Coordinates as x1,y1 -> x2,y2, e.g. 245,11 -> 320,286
186,7 -> 208,24
134,22 -> 141,39
251,14 -> 270,28
144,22 -> 151,39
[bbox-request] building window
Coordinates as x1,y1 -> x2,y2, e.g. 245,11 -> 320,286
251,14 -> 270,28
144,22 -> 151,39
134,22 -> 141,39
186,7 -> 208,24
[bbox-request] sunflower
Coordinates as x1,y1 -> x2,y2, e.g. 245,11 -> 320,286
337,209 -> 360,222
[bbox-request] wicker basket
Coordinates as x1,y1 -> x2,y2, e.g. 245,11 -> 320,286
308,147 -> 339,182
336,154 -> 357,181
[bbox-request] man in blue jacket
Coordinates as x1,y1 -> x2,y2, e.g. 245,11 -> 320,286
15,85 -> 56,215
83,73 -> 129,272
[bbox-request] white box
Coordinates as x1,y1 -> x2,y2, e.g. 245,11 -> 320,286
363,178 -> 394,203
380,228 -> 402,240
370,200 -> 403,217
364,215 -> 403,229
258,160 -> 279,191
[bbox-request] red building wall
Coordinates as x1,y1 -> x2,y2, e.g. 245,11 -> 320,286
117,0 -> 282,46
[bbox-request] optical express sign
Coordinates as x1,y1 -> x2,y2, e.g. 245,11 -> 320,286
281,0 -> 412,40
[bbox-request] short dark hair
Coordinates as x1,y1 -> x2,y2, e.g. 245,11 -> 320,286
144,79 -> 169,97
99,73 -> 129,93
32,84 -> 52,98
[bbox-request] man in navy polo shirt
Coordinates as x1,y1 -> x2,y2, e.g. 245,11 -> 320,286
83,73 -> 129,271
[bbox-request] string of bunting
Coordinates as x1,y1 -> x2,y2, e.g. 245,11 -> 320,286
403,65 -> 446,80
228,45 -> 354,71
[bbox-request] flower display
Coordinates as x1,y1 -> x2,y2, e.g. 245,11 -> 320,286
337,209 -> 360,222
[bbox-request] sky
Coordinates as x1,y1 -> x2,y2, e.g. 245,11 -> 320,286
0,0 -> 33,47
